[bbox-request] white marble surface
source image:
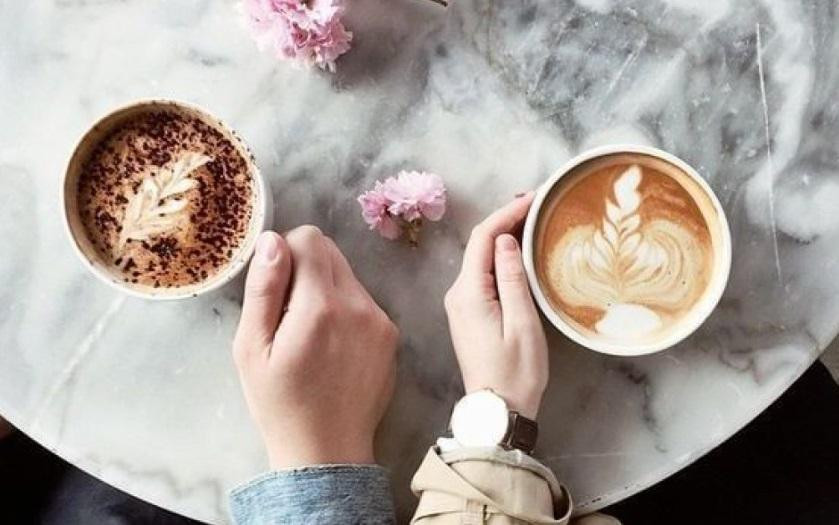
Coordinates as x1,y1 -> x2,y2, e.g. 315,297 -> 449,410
2,0 -> 838,523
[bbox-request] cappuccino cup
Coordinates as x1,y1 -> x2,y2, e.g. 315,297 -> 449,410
522,145 -> 731,356
62,100 -> 273,300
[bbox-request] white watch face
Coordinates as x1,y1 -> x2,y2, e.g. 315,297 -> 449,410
451,390 -> 509,447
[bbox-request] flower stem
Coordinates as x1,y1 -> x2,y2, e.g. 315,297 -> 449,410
406,219 -> 423,247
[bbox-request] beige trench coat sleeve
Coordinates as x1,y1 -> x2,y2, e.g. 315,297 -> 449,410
410,447 -> 620,525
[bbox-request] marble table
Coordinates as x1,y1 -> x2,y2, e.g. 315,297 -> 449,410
2,0 -> 838,523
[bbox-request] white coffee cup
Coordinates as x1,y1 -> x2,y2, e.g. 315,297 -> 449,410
522,144 -> 732,356
61,99 -> 273,301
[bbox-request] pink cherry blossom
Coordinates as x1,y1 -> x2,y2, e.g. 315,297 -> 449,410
357,171 -> 447,244
382,171 -> 447,222
357,183 -> 402,240
239,0 -> 352,72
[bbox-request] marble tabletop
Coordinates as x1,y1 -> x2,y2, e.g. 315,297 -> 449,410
2,0 -> 839,523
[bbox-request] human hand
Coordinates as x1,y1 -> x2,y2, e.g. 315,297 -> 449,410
444,193 -> 549,419
233,227 -> 398,468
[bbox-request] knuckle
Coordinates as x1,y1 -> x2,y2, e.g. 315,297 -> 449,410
244,278 -> 274,300
314,298 -> 337,321
277,344 -> 309,367
322,235 -> 338,250
380,319 -> 400,349
496,264 -> 526,284
288,224 -> 323,244
298,224 -> 323,237
352,302 -> 376,324
495,251 -> 527,284
355,303 -> 399,346
366,304 -> 391,327
387,321 -> 400,342
469,223 -> 487,240
306,297 -> 337,327
382,315 -> 399,338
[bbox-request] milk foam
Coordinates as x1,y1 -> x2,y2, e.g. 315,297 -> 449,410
77,109 -> 254,289
545,164 -> 708,340
595,303 -> 661,338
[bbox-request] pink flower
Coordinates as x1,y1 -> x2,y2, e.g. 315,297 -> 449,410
358,183 -> 402,240
357,171 -> 447,245
239,0 -> 352,72
382,171 -> 447,222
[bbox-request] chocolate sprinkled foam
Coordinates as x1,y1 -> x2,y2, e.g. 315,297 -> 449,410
77,110 -> 254,288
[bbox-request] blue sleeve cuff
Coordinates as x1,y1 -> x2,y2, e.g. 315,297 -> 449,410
230,465 -> 395,525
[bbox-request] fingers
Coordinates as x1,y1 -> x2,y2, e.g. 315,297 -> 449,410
284,225 -> 333,308
235,231 -> 293,357
494,234 -> 539,334
323,237 -> 368,298
461,193 -> 534,284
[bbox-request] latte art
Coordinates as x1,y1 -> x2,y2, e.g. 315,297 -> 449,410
118,151 -> 211,250
547,166 -> 706,338
77,109 -> 254,289
534,153 -> 719,345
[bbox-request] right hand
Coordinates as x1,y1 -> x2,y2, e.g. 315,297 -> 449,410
444,193 -> 549,419
232,226 -> 398,469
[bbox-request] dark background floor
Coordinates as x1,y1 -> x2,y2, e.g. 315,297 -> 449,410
608,360 -> 839,525
2,360 -> 839,524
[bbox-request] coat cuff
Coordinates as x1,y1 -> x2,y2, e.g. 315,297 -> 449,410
411,446 -> 572,524
230,465 -> 395,524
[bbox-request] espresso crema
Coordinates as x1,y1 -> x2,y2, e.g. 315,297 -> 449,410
534,153 -> 722,344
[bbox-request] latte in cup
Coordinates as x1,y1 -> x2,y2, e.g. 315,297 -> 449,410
523,146 -> 731,355
63,100 -> 270,299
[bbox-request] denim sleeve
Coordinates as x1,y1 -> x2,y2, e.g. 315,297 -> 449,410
229,465 -> 396,525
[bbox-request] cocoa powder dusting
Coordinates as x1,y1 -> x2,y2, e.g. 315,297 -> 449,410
77,110 -> 254,288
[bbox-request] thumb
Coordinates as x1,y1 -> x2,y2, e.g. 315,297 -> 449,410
494,234 -> 539,333
234,231 -> 292,360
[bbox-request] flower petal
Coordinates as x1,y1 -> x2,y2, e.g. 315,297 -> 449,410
376,215 -> 402,240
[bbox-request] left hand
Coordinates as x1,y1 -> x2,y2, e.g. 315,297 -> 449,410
232,227 -> 398,468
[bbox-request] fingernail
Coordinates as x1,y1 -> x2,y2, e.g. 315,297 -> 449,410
496,234 -> 518,252
255,232 -> 280,265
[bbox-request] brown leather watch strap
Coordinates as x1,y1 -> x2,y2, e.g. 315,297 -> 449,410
502,411 -> 538,454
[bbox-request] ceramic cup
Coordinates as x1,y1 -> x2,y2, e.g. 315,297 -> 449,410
61,99 -> 273,300
522,144 -> 732,356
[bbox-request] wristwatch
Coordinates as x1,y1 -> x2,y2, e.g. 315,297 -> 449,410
449,389 -> 538,454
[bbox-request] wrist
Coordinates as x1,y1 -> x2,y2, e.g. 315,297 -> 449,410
463,384 -> 542,420
266,438 -> 375,469
503,391 -> 542,420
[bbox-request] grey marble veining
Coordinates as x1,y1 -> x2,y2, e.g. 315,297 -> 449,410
1,0 -> 838,523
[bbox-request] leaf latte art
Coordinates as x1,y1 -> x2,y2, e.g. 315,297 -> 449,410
118,151 -> 211,250
76,109 -> 254,289
542,163 -> 711,340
